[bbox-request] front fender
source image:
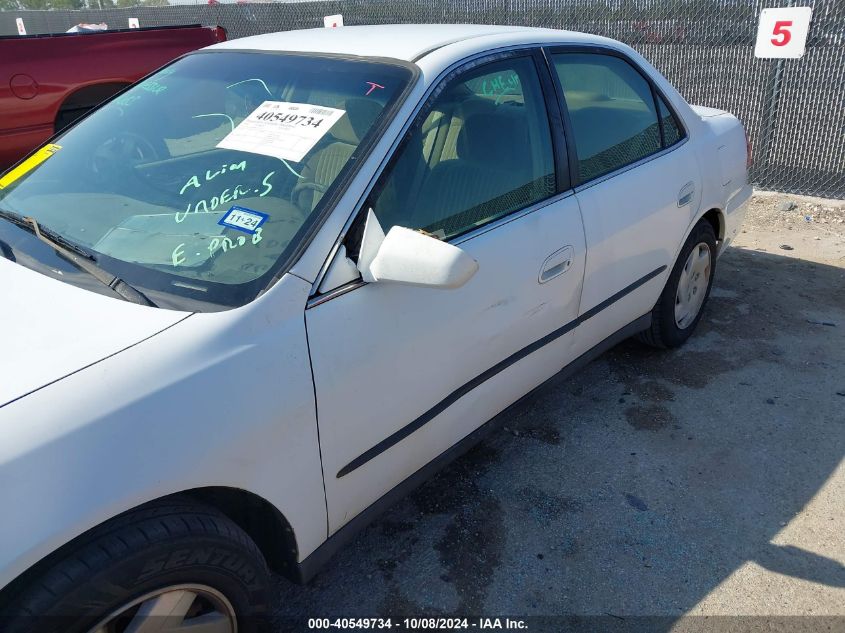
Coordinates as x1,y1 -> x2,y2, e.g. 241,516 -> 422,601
0,274 -> 326,592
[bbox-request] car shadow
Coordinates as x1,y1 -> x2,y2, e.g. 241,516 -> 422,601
271,246 -> 845,630
753,544 -> 845,589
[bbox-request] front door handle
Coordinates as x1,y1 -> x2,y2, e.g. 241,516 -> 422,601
678,182 -> 695,207
539,245 -> 574,283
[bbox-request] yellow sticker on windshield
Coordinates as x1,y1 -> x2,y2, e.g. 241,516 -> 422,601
0,144 -> 62,189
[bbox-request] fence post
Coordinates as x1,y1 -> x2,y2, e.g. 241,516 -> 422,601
756,0 -> 796,181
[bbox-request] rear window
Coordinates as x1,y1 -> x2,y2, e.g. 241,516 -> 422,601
0,52 -> 413,310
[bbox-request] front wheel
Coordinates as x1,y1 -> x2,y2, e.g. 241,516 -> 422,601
638,219 -> 717,348
0,497 -> 271,633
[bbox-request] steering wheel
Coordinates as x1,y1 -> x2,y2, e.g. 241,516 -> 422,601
90,132 -> 162,183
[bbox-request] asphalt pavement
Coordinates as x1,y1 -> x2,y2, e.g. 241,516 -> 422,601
270,222 -> 845,631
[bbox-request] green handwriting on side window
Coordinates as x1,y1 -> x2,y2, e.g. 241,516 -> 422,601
479,73 -> 521,104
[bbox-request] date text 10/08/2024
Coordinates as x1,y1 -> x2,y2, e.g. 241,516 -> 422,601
307,618 -> 528,630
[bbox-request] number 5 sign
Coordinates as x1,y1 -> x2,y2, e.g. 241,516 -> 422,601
755,7 -> 813,59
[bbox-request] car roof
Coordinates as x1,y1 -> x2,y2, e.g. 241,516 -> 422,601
208,24 -> 610,62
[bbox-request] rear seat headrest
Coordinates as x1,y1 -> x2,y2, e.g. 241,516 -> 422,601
329,97 -> 382,145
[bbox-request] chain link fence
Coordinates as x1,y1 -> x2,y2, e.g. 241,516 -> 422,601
2,0 -> 844,198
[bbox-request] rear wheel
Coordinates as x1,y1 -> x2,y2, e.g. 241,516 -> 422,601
54,83 -> 130,134
55,106 -> 92,133
0,497 -> 271,633
638,219 -> 717,348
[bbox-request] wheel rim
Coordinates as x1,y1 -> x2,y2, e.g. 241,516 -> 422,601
87,583 -> 237,633
674,242 -> 712,329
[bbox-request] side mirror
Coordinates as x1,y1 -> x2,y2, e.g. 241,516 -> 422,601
368,226 -> 479,289
356,210 -> 478,289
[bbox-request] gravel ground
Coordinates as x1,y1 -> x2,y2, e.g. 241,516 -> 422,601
737,192 -> 845,265
271,192 -> 845,630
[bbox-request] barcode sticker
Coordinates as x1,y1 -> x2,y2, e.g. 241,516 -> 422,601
217,101 -> 346,162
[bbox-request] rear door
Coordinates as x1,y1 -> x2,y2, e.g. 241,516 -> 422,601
305,50 -> 587,532
547,48 -> 701,357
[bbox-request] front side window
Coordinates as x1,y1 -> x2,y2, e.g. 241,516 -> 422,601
552,53 -> 661,182
368,55 -> 556,240
0,52 -> 413,310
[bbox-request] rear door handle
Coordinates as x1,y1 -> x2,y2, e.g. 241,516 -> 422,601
539,245 -> 574,283
678,182 -> 695,207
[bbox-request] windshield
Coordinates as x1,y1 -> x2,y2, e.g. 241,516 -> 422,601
0,51 -> 413,310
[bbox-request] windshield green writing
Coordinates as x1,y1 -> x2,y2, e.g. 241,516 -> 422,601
179,161 -> 248,195
171,226 -> 264,267
176,162 -> 274,224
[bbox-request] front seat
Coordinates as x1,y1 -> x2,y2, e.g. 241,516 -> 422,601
291,97 -> 381,213
411,108 -> 533,236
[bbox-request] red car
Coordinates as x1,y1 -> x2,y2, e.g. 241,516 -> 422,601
0,24 -> 226,170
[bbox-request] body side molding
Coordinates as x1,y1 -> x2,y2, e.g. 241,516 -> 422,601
336,266 -> 666,478
297,313 -> 652,582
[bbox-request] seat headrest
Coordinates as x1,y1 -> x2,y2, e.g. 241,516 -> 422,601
456,109 -> 528,169
329,97 -> 382,145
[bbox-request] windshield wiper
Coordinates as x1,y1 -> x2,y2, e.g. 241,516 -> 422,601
0,208 -> 95,260
0,209 -> 157,307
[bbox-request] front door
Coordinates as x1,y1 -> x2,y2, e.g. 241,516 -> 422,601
306,52 -> 587,532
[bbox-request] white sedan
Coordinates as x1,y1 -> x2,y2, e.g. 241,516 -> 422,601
0,24 -> 750,632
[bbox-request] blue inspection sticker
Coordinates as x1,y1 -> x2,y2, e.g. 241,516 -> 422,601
218,206 -> 269,234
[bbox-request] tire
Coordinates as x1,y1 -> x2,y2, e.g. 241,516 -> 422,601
0,496 -> 271,633
637,219 -> 717,348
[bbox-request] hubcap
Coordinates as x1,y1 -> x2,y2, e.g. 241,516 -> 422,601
674,242 -> 711,329
88,584 -> 236,633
